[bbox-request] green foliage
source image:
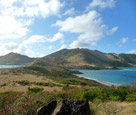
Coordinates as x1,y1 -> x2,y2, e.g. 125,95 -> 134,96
26,66 -> 76,78
33,82 -> 56,87
0,85 -> 136,114
109,96 -> 120,101
0,83 -> 7,87
62,84 -> 72,90
125,92 -> 136,102
63,86 -> 136,102
83,88 -> 102,101
16,80 -> 30,86
28,87 -> 44,93
15,80 -> 62,87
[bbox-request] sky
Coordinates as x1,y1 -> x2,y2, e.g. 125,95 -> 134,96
0,0 -> 136,57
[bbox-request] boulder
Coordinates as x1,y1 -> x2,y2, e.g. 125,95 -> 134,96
37,100 -> 90,115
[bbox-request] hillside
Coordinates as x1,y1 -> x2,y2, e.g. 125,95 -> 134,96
0,52 -> 37,65
31,48 -> 136,69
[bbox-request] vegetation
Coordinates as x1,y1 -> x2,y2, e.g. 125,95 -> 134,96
31,48 -> 136,69
28,87 -> 44,93
15,80 -> 62,87
0,52 -> 136,115
0,85 -> 136,115
16,80 -> 30,86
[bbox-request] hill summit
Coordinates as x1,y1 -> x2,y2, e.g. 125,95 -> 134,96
31,48 -> 136,69
0,52 -> 37,65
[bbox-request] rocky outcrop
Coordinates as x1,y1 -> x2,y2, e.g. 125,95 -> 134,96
37,100 -> 90,115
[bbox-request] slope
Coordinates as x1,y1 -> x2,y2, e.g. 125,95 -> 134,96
0,52 -> 37,65
31,48 -> 136,69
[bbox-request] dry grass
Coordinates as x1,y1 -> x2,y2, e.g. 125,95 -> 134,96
0,74 -> 62,92
118,102 -> 136,115
90,101 -> 136,115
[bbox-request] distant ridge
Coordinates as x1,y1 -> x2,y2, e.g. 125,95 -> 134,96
31,48 -> 136,69
0,52 -> 37,65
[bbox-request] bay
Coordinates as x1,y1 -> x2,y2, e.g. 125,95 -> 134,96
77,68 -> 136,85
0,65 -> 25,69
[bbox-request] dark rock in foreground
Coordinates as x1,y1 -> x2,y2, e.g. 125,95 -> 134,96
37,100 -> 90,115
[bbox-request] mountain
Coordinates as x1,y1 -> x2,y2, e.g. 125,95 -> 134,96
0,52 -> 37,65
30,48 -> 136,69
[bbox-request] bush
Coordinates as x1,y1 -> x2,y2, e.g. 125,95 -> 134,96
16,80 -> 30,86
28,87 -> 44,93
33,82 -> 56,87
109,96 -> 120,101
82,88 -> 102,101
125,93 -> 136,102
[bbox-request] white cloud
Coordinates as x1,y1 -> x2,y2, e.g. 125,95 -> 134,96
127,50 -> 136,54
106,26 -> 118,35
54,11 -> 116,48
117,37 -> 128,47
0,42 -> 18,56
16,45 -> 44,57
64,8 -> 75,16
48,46 -> 53,50
58,44 -> 67,51
0,0 -> 63,40
4,42 -> 18,50
121,38 -> 128,43
1,0 -> 64,18
0,35 -> 46,57
87,0 -> 116,10
22,35 -> 46,45
1,32 -> 65,57
0,0 -> 17,7
70,41 -> 96,48
15,35 -> 46,57
48,32 -> 64,42
0,16 -> 29,40
15,32 -> 64,57
22,0 -> 63,18
54,11 -> 104,41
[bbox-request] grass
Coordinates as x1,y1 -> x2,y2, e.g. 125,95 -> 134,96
0,66 -> 136,114
28,87 -> 44,93
0,66 -> 102,92
0,87 -> 136,115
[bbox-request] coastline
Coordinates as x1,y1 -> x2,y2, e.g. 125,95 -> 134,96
76,74 -> 120,86
0,65 -> 25,69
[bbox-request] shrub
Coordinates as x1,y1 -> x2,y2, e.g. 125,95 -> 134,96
16,80 -> 30,86
125,93 -> 136,102
109,96 -> 120,101
0,83 -> 7,87
82,88 -> 102,101
28,87 -> 44,93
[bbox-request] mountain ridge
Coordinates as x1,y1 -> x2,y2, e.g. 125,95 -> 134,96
0,52 -> 37,65
31,48 -> 136,69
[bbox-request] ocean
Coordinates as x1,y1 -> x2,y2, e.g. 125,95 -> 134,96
77,68 -> 136,85
0,65 -> 25,69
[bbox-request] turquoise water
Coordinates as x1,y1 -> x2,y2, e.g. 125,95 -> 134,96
77,68 -> 136,85
0,65 -> 25,69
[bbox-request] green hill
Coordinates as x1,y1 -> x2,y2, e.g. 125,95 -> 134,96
31,48 -> 136,69
0,52 -> 37,65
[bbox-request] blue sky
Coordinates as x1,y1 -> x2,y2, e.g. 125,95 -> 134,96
0,0 -> 135,57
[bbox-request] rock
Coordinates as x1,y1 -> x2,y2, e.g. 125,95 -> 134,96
70,70 -> 83,74
37,101 -> 57,115
37,100 -> 90,115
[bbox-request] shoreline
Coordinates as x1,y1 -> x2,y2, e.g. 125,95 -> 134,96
76,74 -> 120,86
